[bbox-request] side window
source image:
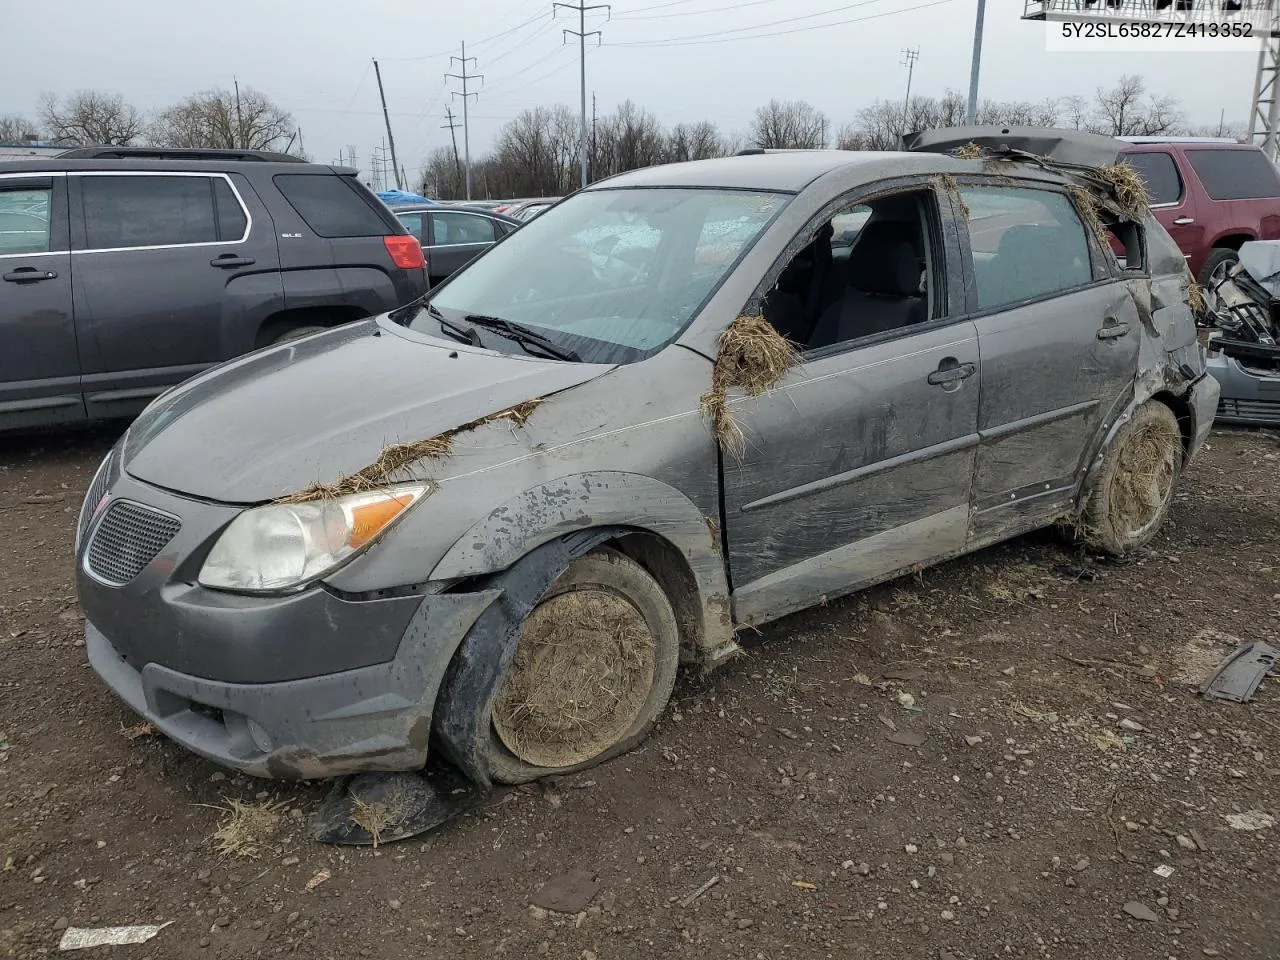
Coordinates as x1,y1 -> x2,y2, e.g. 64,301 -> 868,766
960,187 -> 1092,310
762,188 -> 941,350
82,176 -> 219,249
395,212 -> 427,242
430,212 -> 496,245
274,174 -> 395,238
1186,148 -> 1280,201
213,179 -> 248,241
0,187 -> 53,255
1125,152 -> 1183,206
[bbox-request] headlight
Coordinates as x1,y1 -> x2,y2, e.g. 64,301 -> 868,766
199,483 -> 429,593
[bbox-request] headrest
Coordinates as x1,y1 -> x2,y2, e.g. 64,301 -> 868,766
848,220 -> 922,296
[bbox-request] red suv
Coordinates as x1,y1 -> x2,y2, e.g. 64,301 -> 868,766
1120,139 -> 1280,288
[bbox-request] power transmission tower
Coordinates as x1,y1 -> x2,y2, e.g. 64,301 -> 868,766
1252,38 -> 1280,161
372,59 -> 403,189
442,107 -> 463,198
346,146 -> 358,176
554,1 -> 609,190
446,42 -> 482,200
901,47 -> 920,118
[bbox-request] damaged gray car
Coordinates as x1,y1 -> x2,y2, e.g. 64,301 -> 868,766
76,127 -> 1217,811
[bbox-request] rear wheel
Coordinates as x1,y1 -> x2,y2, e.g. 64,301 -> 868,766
483,550 -> 680,785
1198,247 -> 1239,290
1079,401 -> 1182,556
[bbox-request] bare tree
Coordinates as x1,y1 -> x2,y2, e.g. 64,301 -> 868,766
0,115 -> 42,143
750,99 -> 828,149
666,121 -> 729,163
149,88 -> 295,151
40,90 -> 144,146
1091,74 -> 1182,137
596,100 -> 666,178
1063,95 -> 1090,131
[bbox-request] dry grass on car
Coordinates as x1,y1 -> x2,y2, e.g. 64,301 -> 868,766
1107,418 -> 1177,533
280,400 -> 543,503
701,315 -> 799,457
348,788 -> 411,849
1096,161 -> 1149,222
205,798 -> 286,860
952,141 -> 983,160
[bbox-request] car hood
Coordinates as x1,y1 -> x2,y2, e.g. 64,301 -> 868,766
123,317 -> 613,503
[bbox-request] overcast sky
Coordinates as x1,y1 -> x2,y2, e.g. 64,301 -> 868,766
2,0 -> 1258,178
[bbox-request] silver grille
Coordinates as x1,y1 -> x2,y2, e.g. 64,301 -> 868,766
1218,397 -> 1280,422
76,450 -> 115,551
85,500 -> 181,586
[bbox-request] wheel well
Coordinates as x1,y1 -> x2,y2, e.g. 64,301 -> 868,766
1152,390 -> 1193,462
609,530 -> 704,663
255,306 -> 368,348
1212,234 -> 1252,252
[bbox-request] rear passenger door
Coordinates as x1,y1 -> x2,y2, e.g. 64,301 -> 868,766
70,172 -> 279,419
959,183 -> 1141,546
427,210 -> 498,283
1124,149 -> 1201,270
0,175 -> 81,427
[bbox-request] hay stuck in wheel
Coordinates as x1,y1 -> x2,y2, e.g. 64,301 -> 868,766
700,314 -> 799,457
492,589 -> 656,768
1107,418 -> 1177,539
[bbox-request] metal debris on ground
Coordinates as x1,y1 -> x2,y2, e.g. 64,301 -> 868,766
1153,864 -> 1176,879
58,922 -> 172,951
1199,641 -> 1278,703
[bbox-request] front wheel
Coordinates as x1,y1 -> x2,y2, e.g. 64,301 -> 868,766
1079,401 -> 1182,556
1198,247 -> 1239,290
483,549 -> 680,785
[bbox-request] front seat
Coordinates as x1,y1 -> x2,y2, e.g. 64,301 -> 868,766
809,221 -> 926,348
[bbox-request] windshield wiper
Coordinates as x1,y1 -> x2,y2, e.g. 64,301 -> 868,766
428,303 -> 481,347
464,314 -> 581,362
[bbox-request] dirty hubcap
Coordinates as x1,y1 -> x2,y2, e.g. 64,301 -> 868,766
492,588 -> 656,768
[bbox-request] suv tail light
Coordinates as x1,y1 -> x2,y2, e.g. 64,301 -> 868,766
384,235 -> 425,270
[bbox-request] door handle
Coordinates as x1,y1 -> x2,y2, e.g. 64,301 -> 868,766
1172,217 -> 1195,226
210,255 -> 255,268
1097,317 -> 1130,341
927,359 -> 977,387
3,267 -> 57,283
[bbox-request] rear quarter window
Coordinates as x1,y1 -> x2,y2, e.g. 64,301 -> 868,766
1186,149 -> 1280,201
274,174 -> 397,238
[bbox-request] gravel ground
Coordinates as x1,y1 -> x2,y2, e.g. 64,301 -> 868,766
1,425 -> 1277,960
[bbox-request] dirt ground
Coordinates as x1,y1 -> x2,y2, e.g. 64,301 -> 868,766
1,425 -> 1278,960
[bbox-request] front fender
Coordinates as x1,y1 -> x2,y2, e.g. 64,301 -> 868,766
430,471 -> 734,660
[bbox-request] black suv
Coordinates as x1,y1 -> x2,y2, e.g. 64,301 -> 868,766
0,147 -> 428,430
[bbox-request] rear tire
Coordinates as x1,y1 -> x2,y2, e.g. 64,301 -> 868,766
1079,401 -> 1182,557
1198,247 -> 1239,289
272,324 -> 328,345
483,549 -> 680,785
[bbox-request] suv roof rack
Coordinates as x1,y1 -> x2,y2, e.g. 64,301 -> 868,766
58,146 -> 306,162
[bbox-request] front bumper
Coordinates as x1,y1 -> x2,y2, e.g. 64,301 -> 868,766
86,587 -> 498,779
1207,352 -> 1280,426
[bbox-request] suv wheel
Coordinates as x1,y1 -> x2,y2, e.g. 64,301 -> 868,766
483,549 -> 680,785
1198,247 -> 1239,290
1079,401 -> 1182,556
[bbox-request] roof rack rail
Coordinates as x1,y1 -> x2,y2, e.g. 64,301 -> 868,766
57,146 -> 306,162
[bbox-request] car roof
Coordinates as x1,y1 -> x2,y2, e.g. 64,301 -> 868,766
591,150 -> 944,193
0,158 -> 357,176
392,204 -> 519,224
1121,140 -> 1258,152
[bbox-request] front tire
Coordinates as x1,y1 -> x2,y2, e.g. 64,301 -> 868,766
1198,247 -> 1239,289
1080,401 -> 1182,556
483,549 -> 680,785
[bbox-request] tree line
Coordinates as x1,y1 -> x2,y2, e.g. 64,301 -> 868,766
1,75 -> 1239,200
1,88 -> 300,154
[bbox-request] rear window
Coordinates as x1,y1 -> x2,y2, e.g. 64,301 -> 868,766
1124,151 -> 1183,206
1186,148 -> 1280,201
81,175 -> 246,249
274,174 -> 396,238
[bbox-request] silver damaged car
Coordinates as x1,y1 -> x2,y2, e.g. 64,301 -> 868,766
76,127 -> 1218,787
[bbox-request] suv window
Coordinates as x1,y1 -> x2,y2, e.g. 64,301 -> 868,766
213,179 -> 248,240
1186,148 -> 1280,201
0,186 -> 53,254
274,174 -> 394,237
430,211 -> 496,246
960,186 -> 1092,309
82,175 -> 241,249
1125,151 -> 1183,206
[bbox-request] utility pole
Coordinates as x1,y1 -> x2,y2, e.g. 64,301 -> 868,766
233,77 -> 243,149
372,59 -> 404,189
965,0 -> 986,125
296,127 -> 305,159
554,1 -> 609,191
443,108 -> 463,198
591,92 -> 598,182
446,42 -> 482,200
901,47 -> 919,118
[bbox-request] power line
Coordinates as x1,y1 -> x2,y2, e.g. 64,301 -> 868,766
554,0 -> 610,190
614,0 -> 783,20
446,42 -> 483,199
612,0 -> 909,44
483,41 -> 576,96
608,0 -> 956,47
